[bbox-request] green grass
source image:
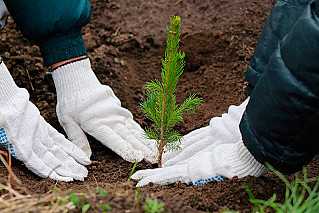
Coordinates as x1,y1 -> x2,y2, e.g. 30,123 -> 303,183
143,197 -> 165,213
127,160 -> 138,182
244,164 -> 319,213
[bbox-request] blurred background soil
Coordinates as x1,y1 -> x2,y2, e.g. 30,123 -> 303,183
0,0 -> 318,212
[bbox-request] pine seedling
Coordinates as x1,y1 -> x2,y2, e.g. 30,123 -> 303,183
141,16 -> 202,167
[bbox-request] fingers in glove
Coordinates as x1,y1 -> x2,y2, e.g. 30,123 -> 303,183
163,136 -> 222,167
173,142 -> 220,167
31,127 -> 86,181
39,145 -> 85,181
127,118 -> 157,153
47,145 -> 88,180
113,122 -> 156,162
131,165 -> 188,187
131,168 -> 163,179
128,127 -> 157,164
24,152 -> 74,182
47,124 -> 91,166
58,115 -> 92,157
89,115 -> 157,163
23,152 -> 58,178
84,123 -> 144,162
48,171 -> 74,182
162,126 -> 211,165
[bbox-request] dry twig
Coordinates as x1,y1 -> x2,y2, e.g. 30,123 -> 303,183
0,185 -> 76,213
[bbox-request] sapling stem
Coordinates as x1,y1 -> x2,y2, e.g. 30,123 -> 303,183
127,160 -> 138,182
141,16 -> 202,167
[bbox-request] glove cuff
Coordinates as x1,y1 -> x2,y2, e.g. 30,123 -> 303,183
227,140 -> 268,178
38,29 -> 87,67
0,62 -> 22,108
51,58 -> 101,101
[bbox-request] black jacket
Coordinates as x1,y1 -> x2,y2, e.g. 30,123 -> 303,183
240,0 -> 319,173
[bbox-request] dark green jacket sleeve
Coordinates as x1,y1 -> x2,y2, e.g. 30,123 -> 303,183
240,0 -> 319,174
4,0 -> 91,66
245,0 -> 310,95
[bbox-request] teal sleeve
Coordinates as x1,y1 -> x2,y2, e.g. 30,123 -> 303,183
4,0 -> 91,66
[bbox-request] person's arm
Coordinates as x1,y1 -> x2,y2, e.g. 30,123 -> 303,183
244,0 -> 311,95
4,0 -> 157,163
0,60 -> 91,182
240,0 -> 319,174
3,0 -> 90,67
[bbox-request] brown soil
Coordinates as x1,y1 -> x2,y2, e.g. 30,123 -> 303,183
0,0 -> 318,212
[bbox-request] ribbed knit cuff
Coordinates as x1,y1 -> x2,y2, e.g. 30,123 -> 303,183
0,62 -> 22,108
227,140 -> 268,178
38,28 -> 87,67
51,58 -> 101,101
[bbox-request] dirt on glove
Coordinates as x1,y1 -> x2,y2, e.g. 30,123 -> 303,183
0,0 -> 318,212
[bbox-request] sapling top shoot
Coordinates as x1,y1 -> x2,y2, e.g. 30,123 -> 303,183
141,16 -> 203,167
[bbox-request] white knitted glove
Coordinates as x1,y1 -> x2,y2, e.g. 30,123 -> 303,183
51,58 -> 156,163
131,98 -> 268,186
162,98 -> 250,166
0,62 -> 90,181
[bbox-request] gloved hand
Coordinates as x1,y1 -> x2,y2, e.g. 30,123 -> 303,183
0,62 -> 90,181
51,58 -> 157,163
0,0 -> 8,29
131,98 -> 268,186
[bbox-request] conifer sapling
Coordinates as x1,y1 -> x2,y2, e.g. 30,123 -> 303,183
141,16 -> 203,167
